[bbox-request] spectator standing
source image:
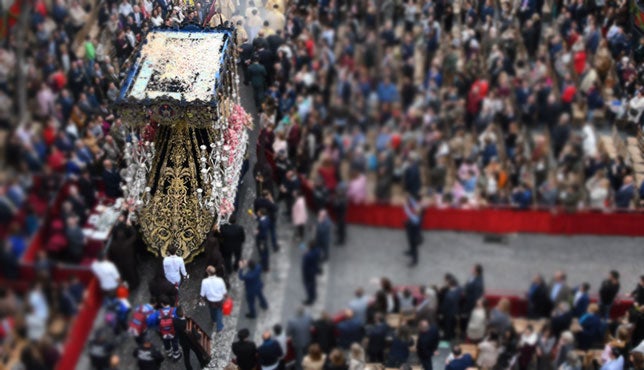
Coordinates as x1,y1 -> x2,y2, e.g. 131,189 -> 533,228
302,241 -> 320,305
417,320 -> 440,370
314,210 -> 332,262
219,215 -> 245,273
238,259 -> 268,319
232,329 -> 258,370
199,266 -> 227,333
599,270 -> 620,320
174,306 -> 210,370
403,193 -> 422,267
287,307 -> 313,370
132,339 -> 164,370
255,208 -> 271,272
257,330 -> 283,370
573,283 -> 591,318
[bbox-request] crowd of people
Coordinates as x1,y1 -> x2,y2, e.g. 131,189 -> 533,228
245,0 -> 644,212
231,268 -> 644,370
2,0 -> 644,366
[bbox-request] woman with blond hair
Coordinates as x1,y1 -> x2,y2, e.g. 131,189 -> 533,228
488,298 -> 512,334
349,343 -> 365,370
303,343 -> 326,370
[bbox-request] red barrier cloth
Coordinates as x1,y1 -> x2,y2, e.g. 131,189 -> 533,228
55,278 -> 102,370
344,205 -> 644,236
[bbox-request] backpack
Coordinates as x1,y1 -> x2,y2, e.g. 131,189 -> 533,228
158,307 -> 175,339
104,300 -> 120,329
128,305 -> 150,337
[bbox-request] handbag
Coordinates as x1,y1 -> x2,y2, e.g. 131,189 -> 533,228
222,297 -> 233,316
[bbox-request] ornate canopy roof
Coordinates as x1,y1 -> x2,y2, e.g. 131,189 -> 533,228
115,25 -> 236,126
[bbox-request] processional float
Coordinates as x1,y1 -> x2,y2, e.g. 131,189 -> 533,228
114,25 -> 251,262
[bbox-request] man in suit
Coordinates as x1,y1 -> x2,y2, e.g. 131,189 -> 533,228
219,215 -> 245,273
615,176 -> 635,208
528,274 -> 551,318
257,330 -> 283,370
238,259 -> 268,319
302,241 -> 319,305
103,159 -> 122,198
417,320 -> 440,370
255,208 -> 271,272
254,190 -> 279,252
287,307 -> 312,370
573,282 -> 591,317
314,210 -> 332,262
403,192 -> 422,267
336,310 -> 364,350
232,329 -> 257,370
440,274 -> 462,340
248,57 -> 267,110
366,313 -> 390,362
549,271 -> 571,310
599,270 -> 621,320
463,263 -> 484,329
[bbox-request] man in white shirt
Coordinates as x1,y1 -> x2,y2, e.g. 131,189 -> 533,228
200,265 -> 227,333
163,246 -> 188,287
91,253 -> 121,296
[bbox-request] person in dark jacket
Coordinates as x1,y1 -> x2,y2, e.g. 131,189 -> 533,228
440,274 -> 462,340
238,259 -> 268,319
88,328 -> 115,370
573,282 -> 590,318
599,270 -> 620,319
102,159 -> 122,198
417,320 -> 440,370
148,269 -> 178,307
174,307 -> 210,370
527,274 -> 551,318
631,275 -> 644,307
576,303 -> 604,350
203,229 -> 226,278
255,208 -> 272,272
314,210 -> 332,262
254,190 -> 279,251
302,241 -> 320,305
551,302 -> 574,339
312,312 -> 336,354
445,345 -> 475,370
108,225 -> 140,290
386,325 -> 415,368
232,329 -> 257,370
219,215 -> 245,273
336,310 -> 364,350
403,154 -> 422,196
248,57 -> 268,109
257,330 -> 283,370
366,313 -> 390,362
462,264 -> 484,333
133,340 -> 164,370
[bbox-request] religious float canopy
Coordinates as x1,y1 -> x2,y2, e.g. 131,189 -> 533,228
114,25 -> 251,262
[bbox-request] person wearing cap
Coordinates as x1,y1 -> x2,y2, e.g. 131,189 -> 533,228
199,265 -> 227,333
